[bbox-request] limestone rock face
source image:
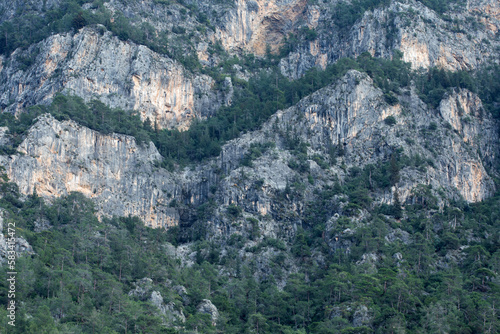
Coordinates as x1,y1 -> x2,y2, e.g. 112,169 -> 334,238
102,0 -> 309,56
150,291 -> 186,324
0,71 -> 497,231
214,0 -> 308,55
0,27 -> 229,130
0,114 -> 180,228
330,303 -> 373,328
215,70 -> 496,211
352,305 -> 372,328
128,278 -> 154,300
2,0 -> 498,130
197,299 -> 219,326
0,210 -> 34,264
279,0 -> 500,78
283,71 -> 497,203
129,278 -> 186,324
0,212 -> 7,263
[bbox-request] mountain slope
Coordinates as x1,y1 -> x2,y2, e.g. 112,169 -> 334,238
0,0 -> 499,333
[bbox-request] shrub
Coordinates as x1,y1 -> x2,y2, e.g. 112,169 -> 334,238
384,116 -> 397,126
226,204 -> 242,218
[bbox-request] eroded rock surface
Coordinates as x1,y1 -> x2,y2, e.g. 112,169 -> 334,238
0,27 -> 230,130
1,71 -> 496,232
279,0 -> 500,78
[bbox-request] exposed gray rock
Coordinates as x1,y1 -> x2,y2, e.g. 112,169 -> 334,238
0,212 -> 6,263
0,70 -> 496,233
330,302 -> 373,328
128,278 -> 154,300
0,0 -> 62,24
393,252 -> 404,264
97,0 -> 498,80
385,229 -> 412,245
129,278 -> 186,324
197,299 -> 219,326
352,305 -> 372,328
0,210 -> 34,264
14,237 -> 33,255
34,217 -> 51,232
0,26 -> 230,130
150,290 -> 186,324
172,285 -> 190,305
0,127 -> 10,146
356,253 -> 380,274
279,0 -> 500,78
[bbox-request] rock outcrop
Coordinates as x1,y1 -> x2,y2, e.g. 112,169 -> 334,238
0,26 -> 230,130
214,0 -> 308,55
0,0 -> 62,24
213,70 -> 497,218
2,0 -> 497,135
129,278 -> 186,325
0,210 -> 34,263
279,0 -> 500,78
0,114 -> 180,228
197,299 -> 219,326
0,71 -> 496,231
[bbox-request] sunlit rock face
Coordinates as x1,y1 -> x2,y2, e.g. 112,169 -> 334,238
279,0 -> 500,79
0,27 -> 230,130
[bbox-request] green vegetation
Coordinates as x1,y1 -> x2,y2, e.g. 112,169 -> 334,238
1,1 -> 500,333
0,43 -> 499,334
0,0 -> 91,55
332,0 -> 461,36
36,94 -> 151,142
0,173 -> 182,332
384,115 -> 397,126
2,53 -> 410,169
0,0 -> 200,71
415,65 -> 500,116
333,0 -> 391,36
417,0 -> 462,14
1,151 -> 499,333
241,142 -> 276,167
3,54 -> 499,173
4,0 -> 460,65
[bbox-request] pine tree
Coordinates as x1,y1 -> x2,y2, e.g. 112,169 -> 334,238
392,190 -> 402,219
390,154 -> 400,186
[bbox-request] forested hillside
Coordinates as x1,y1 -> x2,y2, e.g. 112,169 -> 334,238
0,0 -> 499,333
1,162 -> 499,333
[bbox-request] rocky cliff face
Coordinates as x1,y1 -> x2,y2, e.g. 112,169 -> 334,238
0,114 -> 179,228
105,0 -> 499,75
216,71 -> 496,209
0,210 -> 34,263
1,71 -> 496,232
100,0 -> 310,56
214,0 -> 308,55
0,0 -> 62,24
279,0 -> 500,78
2,0 -> 497,130
0,26 -> 230,130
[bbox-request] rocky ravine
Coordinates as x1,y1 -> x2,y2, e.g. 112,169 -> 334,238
0,26 -> 231,130
0,70 -> 496,232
